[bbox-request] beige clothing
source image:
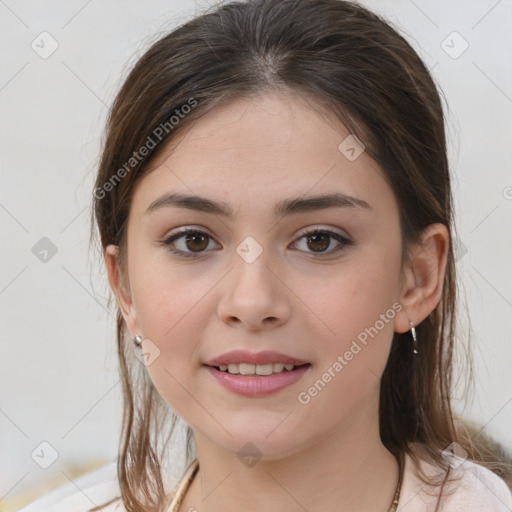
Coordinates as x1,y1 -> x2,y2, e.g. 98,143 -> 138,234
19,447 -> 512,511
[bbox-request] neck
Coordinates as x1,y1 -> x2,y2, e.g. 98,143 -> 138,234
178,398 -> 400,512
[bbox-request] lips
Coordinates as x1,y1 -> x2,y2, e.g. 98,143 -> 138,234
205,363 -> 311,397
204,349 -> 309,367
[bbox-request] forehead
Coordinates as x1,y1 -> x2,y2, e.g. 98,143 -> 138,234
131,92 -> 397,221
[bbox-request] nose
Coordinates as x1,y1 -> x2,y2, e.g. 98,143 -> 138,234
217,249 -> 292,331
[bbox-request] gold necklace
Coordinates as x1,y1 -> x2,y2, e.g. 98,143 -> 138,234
168,457 -> 403,512
389,456 -> 403,512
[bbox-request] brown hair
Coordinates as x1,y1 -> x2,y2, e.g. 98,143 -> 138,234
90,0 -> 511,510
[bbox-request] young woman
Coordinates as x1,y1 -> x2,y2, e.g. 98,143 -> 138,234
21,0 -> 512,511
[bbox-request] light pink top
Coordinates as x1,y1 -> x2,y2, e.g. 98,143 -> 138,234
18,447 -> 512,511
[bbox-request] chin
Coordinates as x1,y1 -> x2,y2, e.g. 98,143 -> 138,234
204,426 -> 306,462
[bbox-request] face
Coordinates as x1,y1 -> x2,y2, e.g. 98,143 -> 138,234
108,91 -> 407,459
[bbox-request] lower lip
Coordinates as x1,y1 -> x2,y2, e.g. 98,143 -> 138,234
204,364 -> 311,397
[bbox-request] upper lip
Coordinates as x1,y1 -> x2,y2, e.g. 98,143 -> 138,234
204,350 -> 309,367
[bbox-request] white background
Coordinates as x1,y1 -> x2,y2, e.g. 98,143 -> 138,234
1,0 -> 511,508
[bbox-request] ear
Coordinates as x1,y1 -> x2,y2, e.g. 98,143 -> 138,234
394,223 -> 450,334
105,244 -> 140,336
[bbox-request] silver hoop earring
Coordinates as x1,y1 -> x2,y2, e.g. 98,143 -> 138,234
409,321 -> 418,355
134,335 -> 143,348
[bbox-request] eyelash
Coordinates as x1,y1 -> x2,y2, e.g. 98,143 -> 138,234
159,227 -> 353,259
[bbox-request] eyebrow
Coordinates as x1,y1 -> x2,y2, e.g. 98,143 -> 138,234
145,191 -> 371,217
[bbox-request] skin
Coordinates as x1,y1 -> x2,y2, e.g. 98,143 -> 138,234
105,90 -> 449,512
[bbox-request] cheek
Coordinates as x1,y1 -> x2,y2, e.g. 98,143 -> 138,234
129,247 -> 213,341
127,250 -> 216,395
305,247 -> 401,372
293,259 -> 400,429
130,269 -> 212,420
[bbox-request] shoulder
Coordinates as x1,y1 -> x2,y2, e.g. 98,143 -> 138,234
442,457 -> 512,511
398,445 -> 512,512
16,459 -> 188,512
17,462 -> 125,512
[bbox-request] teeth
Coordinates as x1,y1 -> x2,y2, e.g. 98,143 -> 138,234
217,363 -> 300,375
228,363 -> 240,374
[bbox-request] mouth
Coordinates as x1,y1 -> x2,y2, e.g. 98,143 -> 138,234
203,362 -> 312,397
206,362 -> 312,376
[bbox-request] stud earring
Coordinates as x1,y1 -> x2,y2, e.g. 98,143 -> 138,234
409,321 -> 418,355
134,335 -> 143,348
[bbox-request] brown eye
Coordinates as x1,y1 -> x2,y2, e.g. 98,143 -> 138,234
293,228 -> 352,256
306,232 -> 330,252
162,228 -> 220,257
184,231 -> 209,252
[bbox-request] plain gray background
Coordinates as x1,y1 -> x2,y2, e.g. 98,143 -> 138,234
1,0 -> 511,507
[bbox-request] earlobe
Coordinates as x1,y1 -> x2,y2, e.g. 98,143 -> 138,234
394,223 -> 450,334
105,244 -> 138,334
